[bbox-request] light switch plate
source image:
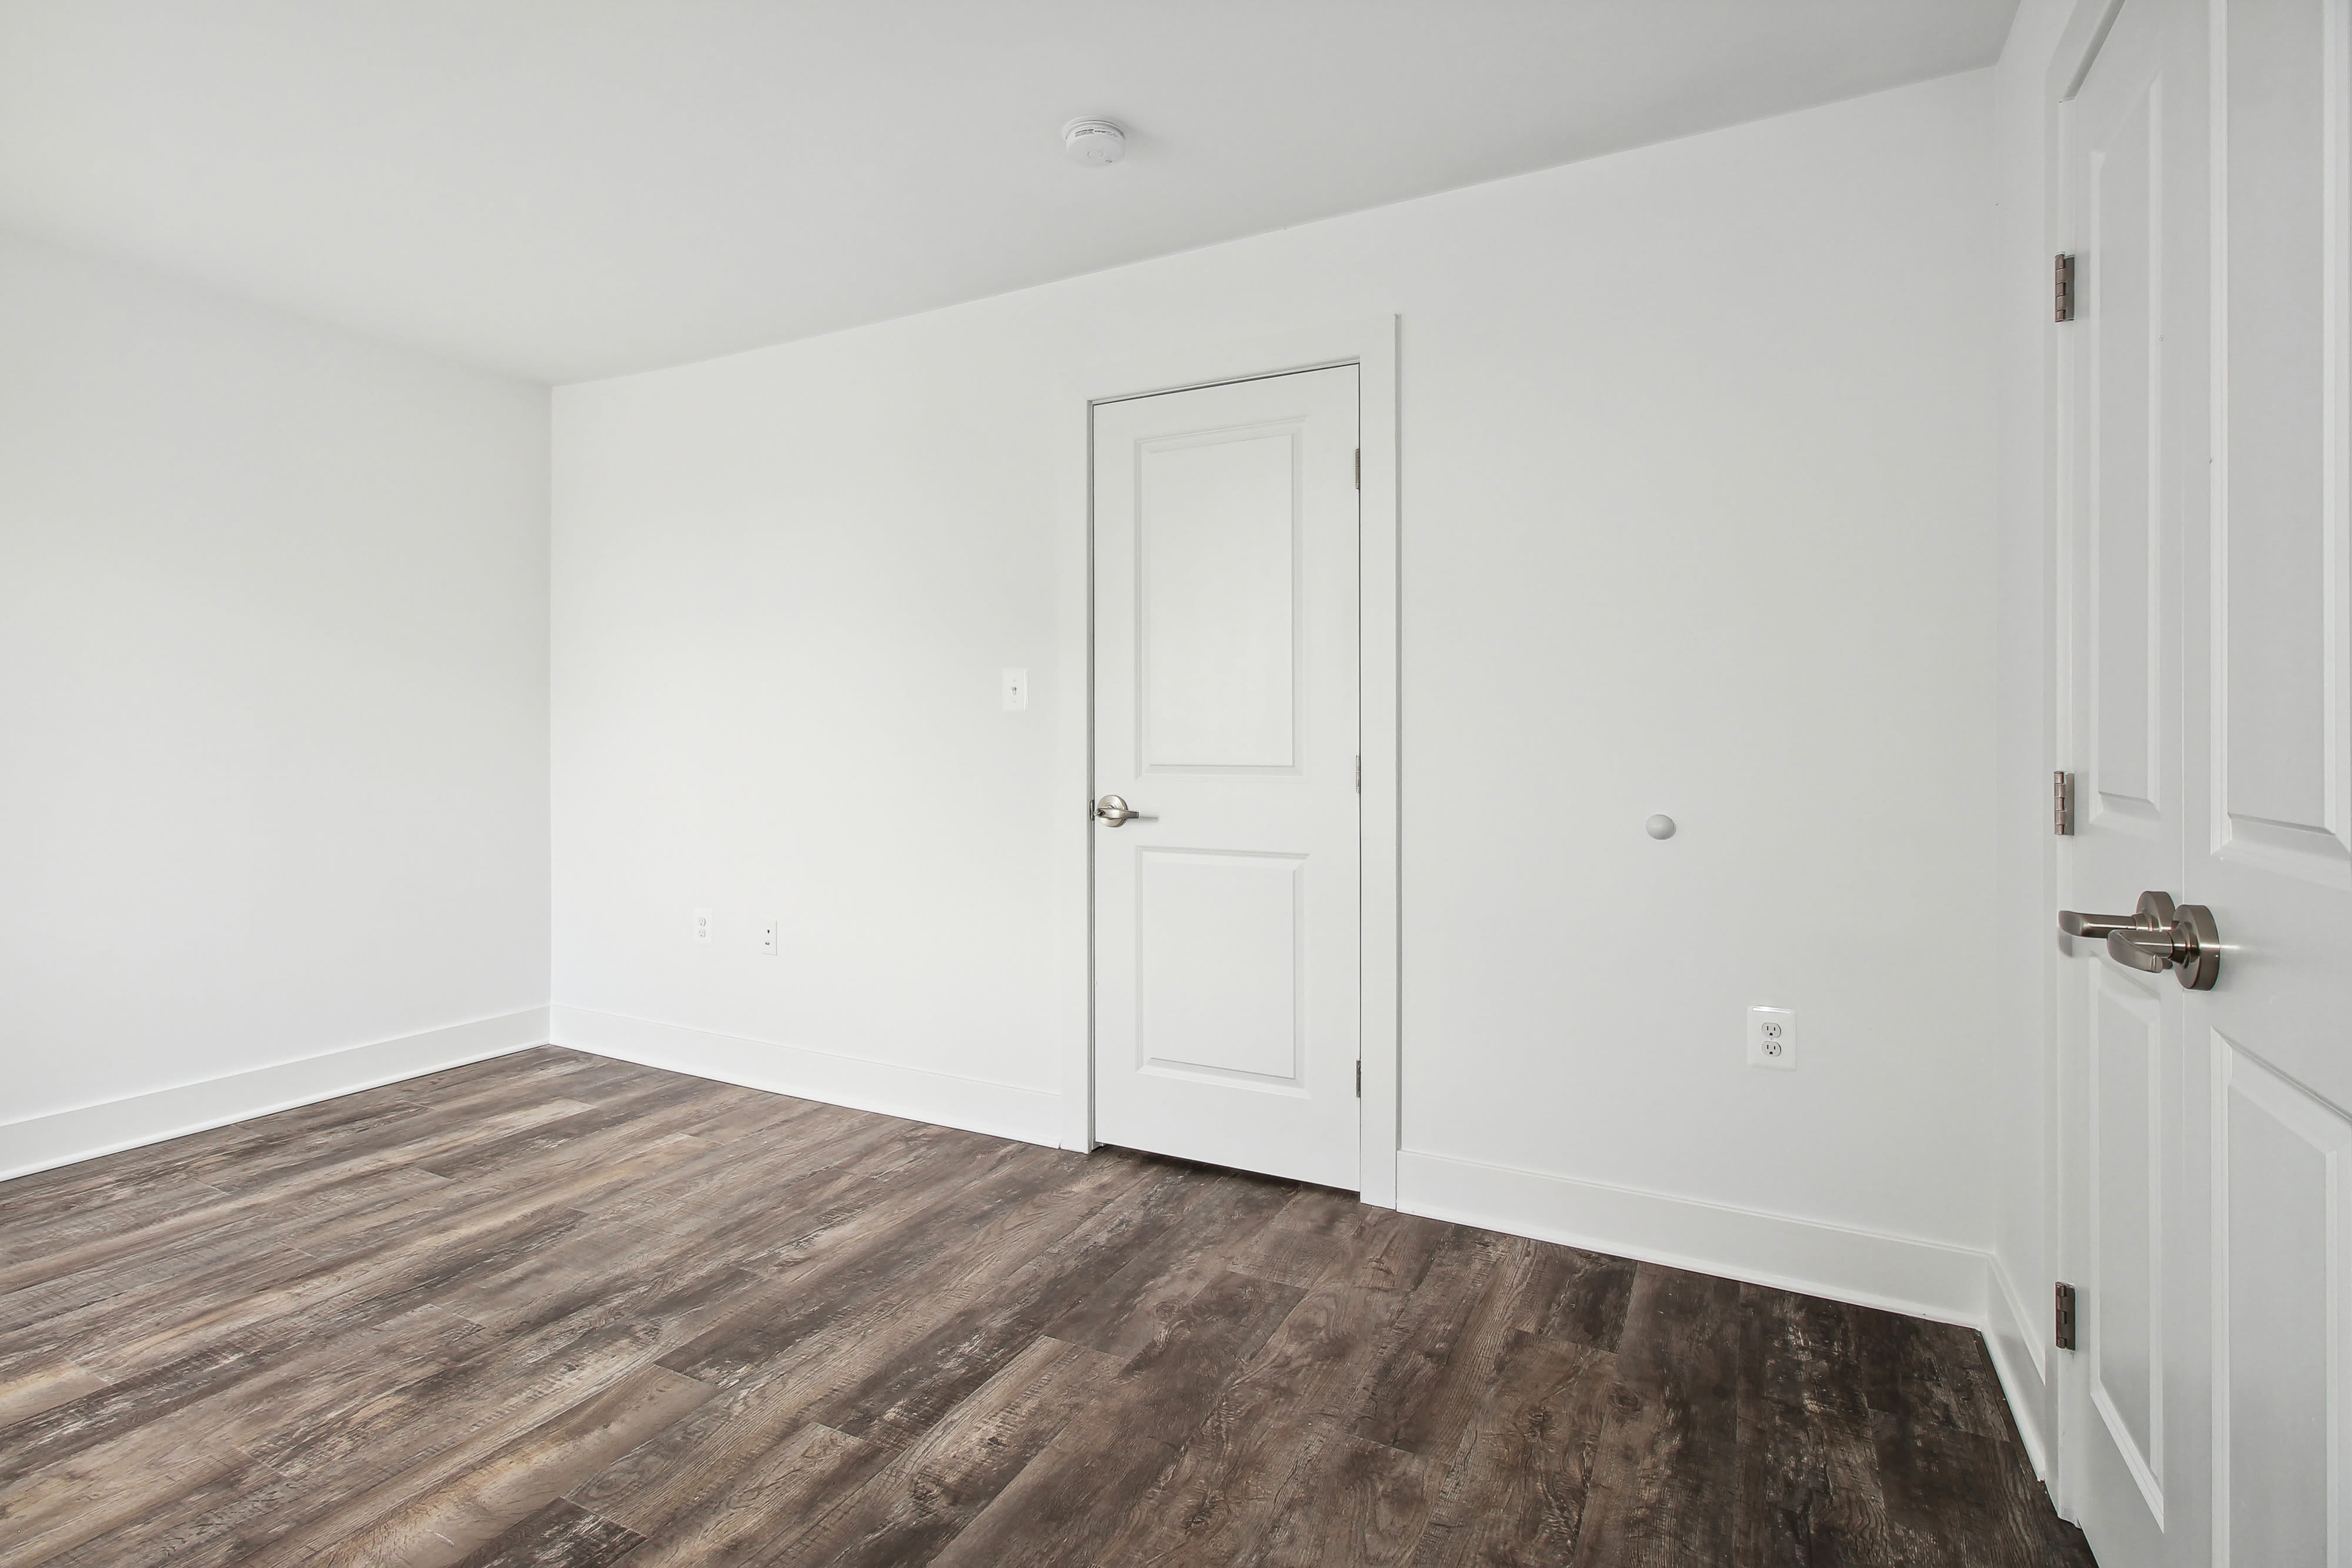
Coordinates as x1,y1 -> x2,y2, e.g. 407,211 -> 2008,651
1001,668 -> 1028,711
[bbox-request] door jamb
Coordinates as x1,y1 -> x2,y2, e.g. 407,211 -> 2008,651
1064,316 -> 1402,1208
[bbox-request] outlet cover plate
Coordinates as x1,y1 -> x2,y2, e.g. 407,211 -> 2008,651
1747,1007 -> 1797,1071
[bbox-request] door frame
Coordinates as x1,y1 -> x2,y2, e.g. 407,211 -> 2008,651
1060,316 -> 1402,1207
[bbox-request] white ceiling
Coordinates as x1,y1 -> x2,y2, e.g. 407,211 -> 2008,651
0,1 -> 2016,383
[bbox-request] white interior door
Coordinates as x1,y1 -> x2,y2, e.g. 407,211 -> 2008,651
2057,1 -> 2352,1564
2193,0 -> 2352,1562
2058,0 -> 2209,1559
1090,366 -> 1361,1189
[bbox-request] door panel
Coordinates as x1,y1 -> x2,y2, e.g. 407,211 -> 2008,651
2090,63 -> 2165,823
2216,1038 -> 2352,1567
1140,430 -> 1299,770
1137,849 -> 1304,1085
1091,366 -> 1360,1189
2092,965 -> 2166,1516
2216,0 -> 2347,865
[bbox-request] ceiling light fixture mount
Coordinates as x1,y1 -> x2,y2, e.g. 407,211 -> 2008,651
1062,117 -> 1127,166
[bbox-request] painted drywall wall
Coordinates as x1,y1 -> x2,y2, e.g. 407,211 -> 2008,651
553,71 -> 2002,1297
0,230 -> 552,1172
1981,0 -> 2077,1480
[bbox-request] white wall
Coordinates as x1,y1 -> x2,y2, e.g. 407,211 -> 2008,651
0,230 -> 552,1175
553,71 -> 2004,1313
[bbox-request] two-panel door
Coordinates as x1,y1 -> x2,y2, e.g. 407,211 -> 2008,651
1090,366 -> 1361,1191
2057,1 -> 2352,1564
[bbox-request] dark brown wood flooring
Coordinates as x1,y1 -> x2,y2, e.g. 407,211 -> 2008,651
0,1047 -> 2094,1567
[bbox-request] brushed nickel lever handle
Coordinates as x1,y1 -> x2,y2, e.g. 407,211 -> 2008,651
2059,909 -> 2141,939
2057,891 -> 2220,989
2059,890 -> 2176,940
2105,925 -> 2178,974
1094,794 -> 1140,827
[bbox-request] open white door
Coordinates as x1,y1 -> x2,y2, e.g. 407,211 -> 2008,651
1090,366 -> 1361,1189
2192,0 -> 2352,1560
2055,1 -> 2352,1563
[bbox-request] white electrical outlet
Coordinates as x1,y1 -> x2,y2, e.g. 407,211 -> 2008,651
1747,1007 -> 1797,1071
1001,667 -> 1028,711
693,907 -> 712,945
759,918 -> 777,956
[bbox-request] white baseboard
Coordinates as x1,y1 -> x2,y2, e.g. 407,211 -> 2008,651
1983,1252 -> 2053,1479
549,1006 -> 1063,1149
1396,1148 -> 1992,1329
0,1007 -> 550,1182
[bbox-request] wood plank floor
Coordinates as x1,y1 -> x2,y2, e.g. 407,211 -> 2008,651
0,1047 -> 2096,1567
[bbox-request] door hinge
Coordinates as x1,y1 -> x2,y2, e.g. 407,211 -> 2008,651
1355,755 -> 1362,793
2053,771 -> 2076,835
1355,1059 -> 1362,1097
2054,253 -> 2076,322
1354,448 -> 1361,490
2054,1281 -> 2077,1350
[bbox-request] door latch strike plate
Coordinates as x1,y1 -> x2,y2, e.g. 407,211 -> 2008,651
2055,1281 -> 2077,1350
2054,771 -> 2075,835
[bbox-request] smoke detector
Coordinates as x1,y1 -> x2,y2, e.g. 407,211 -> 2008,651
1063,118 -> 1127,165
